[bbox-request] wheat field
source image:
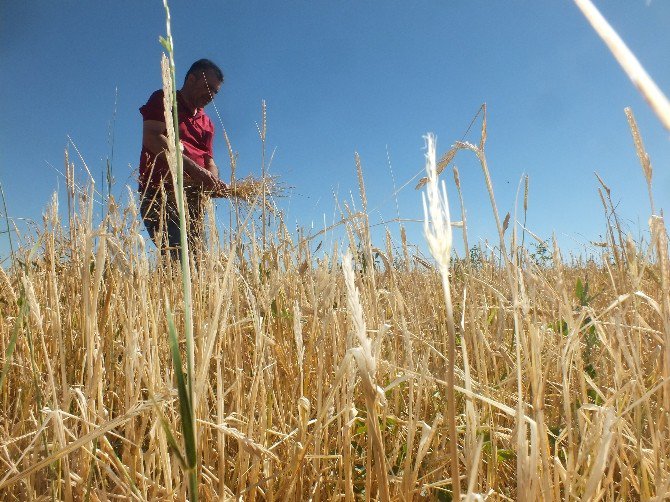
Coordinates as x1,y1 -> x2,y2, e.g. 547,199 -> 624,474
1,102 -> 669,500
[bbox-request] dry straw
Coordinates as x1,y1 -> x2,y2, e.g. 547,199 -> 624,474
421,133 -> 461,500
222,174 -> 283,212
2,113 -> 670,499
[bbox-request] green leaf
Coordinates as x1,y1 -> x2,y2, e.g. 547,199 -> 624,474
394,442 -> 408,468
584,363 -> 597,379
487,307 -> 498,326
384,416 -> 397,431
497,449 -> 515,462
553,320 -> 569,337
575,278 -> 585,305
159,36 -> 171,52
575,278 -> 592,306
157,408 -> 187,469
166,309 -> 197,471
587,388 -> 603,405
436,487 -> 453,501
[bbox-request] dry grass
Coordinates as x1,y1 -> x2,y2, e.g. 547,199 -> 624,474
1,103 -> 669,501
224,174 -> 284,212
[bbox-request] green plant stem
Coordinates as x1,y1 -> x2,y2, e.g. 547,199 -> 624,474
161,1 -> 198,500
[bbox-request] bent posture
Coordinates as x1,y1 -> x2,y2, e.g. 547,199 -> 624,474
138,58 -> 228,258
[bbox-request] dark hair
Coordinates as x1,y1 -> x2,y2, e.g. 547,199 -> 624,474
184,59 -> 224,84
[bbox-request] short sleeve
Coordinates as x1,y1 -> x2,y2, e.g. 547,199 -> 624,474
139,90 -> 166,122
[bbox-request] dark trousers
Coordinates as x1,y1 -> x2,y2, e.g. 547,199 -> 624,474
140,188 -> 205,261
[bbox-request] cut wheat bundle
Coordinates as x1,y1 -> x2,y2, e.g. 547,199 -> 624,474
217,174 -> 285,211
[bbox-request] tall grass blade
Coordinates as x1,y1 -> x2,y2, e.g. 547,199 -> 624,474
166,308 -> 197,474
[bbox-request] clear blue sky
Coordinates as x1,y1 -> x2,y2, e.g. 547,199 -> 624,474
1,1 -> 669,261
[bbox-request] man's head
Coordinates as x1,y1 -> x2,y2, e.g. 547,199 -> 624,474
181,59 -> 224,110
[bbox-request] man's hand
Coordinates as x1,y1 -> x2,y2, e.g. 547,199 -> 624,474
181,157 -> 224,192
202,157 -> 228,196
209,179 -> 230,198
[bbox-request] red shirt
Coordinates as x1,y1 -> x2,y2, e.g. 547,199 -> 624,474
138,90 -> 215,190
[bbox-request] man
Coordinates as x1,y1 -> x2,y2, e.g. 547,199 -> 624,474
139,58 -> 228,258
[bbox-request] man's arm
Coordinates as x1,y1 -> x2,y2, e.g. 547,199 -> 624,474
205,156 -> 230,197
204,156 -> 219,178
142,120 -> 224,190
